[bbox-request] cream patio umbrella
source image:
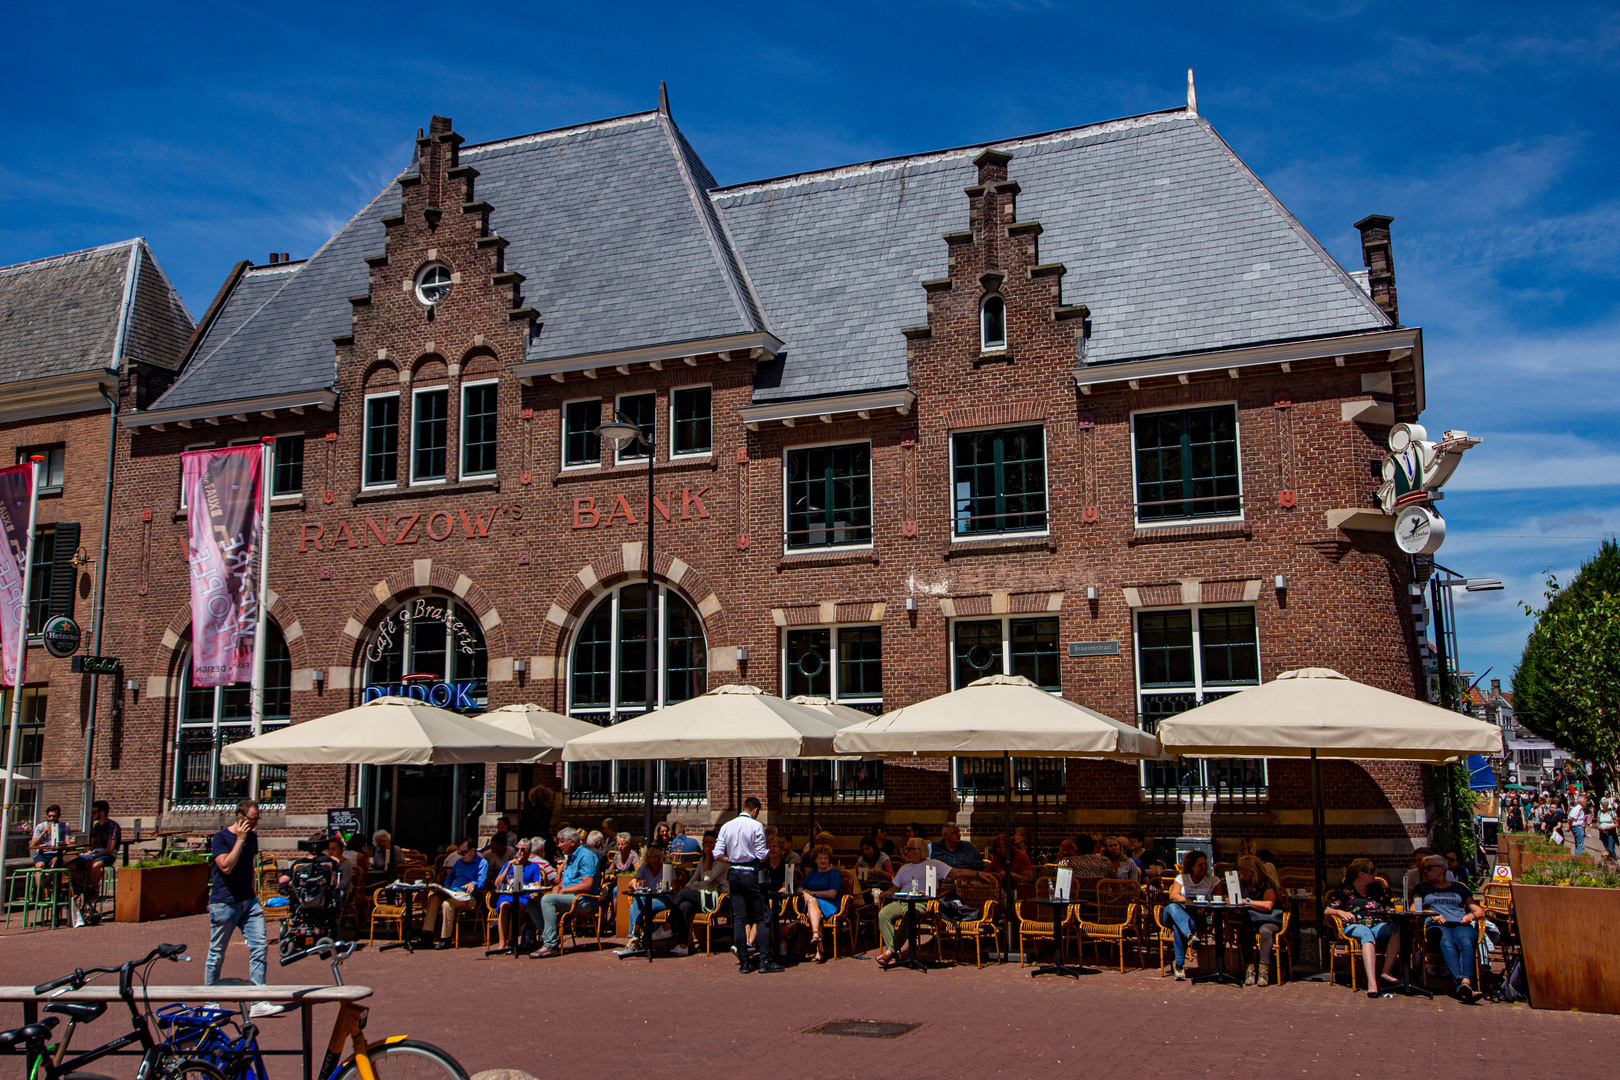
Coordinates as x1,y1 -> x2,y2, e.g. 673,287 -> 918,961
220,696 -> 550,767
1152,667 -> 1504,954
832,674 -> 1161,969
788,694 -> 879,840
481,703 -> 603,764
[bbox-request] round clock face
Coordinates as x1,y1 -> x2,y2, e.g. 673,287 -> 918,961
1395,504 -> 1446,554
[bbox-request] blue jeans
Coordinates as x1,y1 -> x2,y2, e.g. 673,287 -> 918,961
1572,825 -> 1586,856
206,898 -> 267,987
627,896 -> 668,937
529,892 -> 592,949
1603,829 -> 1618,859
1162,903 -> 1204,966
1343,921 -> 1394,947
1426,922 -> 1478,983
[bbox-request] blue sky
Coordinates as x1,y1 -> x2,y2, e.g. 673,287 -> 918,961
6,2 -> 1617,689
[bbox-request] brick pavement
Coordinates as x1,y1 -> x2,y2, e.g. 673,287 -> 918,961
3,915 -> 1614,1079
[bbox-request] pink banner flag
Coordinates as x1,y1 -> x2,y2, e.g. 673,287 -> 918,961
183,446 -> 264,688
0,464 -> 33,688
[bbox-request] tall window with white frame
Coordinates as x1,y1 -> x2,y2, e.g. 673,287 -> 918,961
567,583 -> 708,802
671,385 -> 712,456
1133,404 -> 1242,524
950,616 -> 1064,799
1136,606 -> 1265,798
562,399 -> 602,468
783,625 -> 884,800
952,426 -> 1047,537
461,382 -> 498,478
615,392 -> 655,463
174,623 -> 291,806
412,387 -> 449,483
785,442 -> 872,549
980,293 -> 1007,352
364,395 -> 399,487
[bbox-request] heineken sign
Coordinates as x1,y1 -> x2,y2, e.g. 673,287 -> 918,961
41,615 -> 82,659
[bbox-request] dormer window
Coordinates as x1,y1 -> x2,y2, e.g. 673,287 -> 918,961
981,294 -> 1006,351
415,263 -> 452,306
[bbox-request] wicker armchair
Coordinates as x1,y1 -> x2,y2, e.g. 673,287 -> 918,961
558,878 -> 614,952
1016,898 -> 1078,966
1081,893 -> 1142,973
689,892 -> 731,954
1324,913 -> 1363,990
937,883 -> 1002,968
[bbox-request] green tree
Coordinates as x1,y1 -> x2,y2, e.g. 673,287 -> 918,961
1513,540 -> 1620,789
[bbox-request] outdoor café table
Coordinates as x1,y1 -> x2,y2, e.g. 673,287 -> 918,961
1030,897 -> 1085,978
1183,898 -> 1249,986
377,881 -> 432,954
1374,908 -> 1434,999
884,892 -> 935,973
626,888 -> 675,962
484,882 -> 550,956
1,983 -> 371,1080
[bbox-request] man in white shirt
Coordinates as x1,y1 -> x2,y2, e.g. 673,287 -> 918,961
1569,794 -> 1589,856
874,838 -> 996,967
713,797 -> 779,973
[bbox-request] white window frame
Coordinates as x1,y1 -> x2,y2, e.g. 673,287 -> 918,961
781,437 -> 876,552
947,613 -> 1065,801
947,422 -> 1051,542
410,385 -> 450,487
459,379 -> 499,480
980,293 -> 1007,353
178,441 -> 216,509
1128,401 -> 1245,530
1132,602 -> 1266,796
780,622 -> 883,802
414,262 -> 452,307
668,383 -> 714,459
362,391 -> 401,490
231,434 -> 304,500
560,396 -> 604,471
613,391 -> 657,467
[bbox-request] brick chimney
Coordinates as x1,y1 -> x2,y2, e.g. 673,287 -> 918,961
1355,214 -> 1397,325
1491,678 -> 1501,699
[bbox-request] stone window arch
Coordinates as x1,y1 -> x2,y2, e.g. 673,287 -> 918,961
363,593 -> 489,711
173,621 -> 291,807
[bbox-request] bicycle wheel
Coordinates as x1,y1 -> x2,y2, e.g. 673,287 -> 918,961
152,1059 -> 230,1080
331,1040 -> 468,1080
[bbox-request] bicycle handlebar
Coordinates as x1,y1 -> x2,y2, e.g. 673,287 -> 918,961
31,944 -> 189,996
278,939 -> 357,968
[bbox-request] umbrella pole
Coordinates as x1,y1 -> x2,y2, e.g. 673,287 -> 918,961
1004,751 -> 1015,963
809,768 -> 816,843
1311,748 -> 1327,967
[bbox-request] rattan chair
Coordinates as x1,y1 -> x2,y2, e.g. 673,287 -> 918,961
1080,901 -> 1141,972
936,881 -> 1002,968
1016,897 -> 1078,966
1324,914 -> 1363,990
690,892 -> 730,954
558,878 -> 614,951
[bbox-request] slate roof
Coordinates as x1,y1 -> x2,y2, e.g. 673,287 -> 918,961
155,109 -> 766,414
715,110 -> 1390,404
0,239 -> 193,385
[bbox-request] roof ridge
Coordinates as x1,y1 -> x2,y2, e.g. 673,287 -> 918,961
656,110 -> 765,333
0,237 -> 139,278
710,106 -> 1190,199
461,110 -> 659,157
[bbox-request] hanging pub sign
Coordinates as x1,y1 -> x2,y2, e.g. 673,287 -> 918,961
40,615 -> 81,658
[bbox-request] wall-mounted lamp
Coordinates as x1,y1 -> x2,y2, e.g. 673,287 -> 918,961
1274,575 -> 1287,591
905,596 -> 917,612
125,679 -> 139,693
1086,586 -> 1098,601
511,659 -> 527,674
736,646 -> 749,663
310,668 -> 326,684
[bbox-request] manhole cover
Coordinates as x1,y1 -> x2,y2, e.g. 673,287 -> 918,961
807,1019 -> 920,1039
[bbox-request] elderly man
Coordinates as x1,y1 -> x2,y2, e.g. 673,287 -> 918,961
419,837 -> 487,949
528,827 -> 601,959
875,838 -> 997,967
929,824 -> 985,871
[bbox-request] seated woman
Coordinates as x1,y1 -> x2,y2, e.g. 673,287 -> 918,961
617,843 -> 678,957
797,844 -> 843,962
490,839 -> 546,954
368,829 -> 402,885
668,829 -> 725,955
1163,850 -> 1220,980
763,835 -> 793,894
609,832 -> 640,875
652,822 -> 673,848
1324,858 -> 1401,997
986,834 -> 1034,884
856,838 -> 894,884
1233,855 -> 1285,986
1414,853 -> 1485,1002
1103,837 -> 1141,882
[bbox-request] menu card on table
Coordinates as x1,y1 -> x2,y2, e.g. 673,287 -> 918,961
784,864 -> 795,892
1225,870 -> 1242,902
1054,867 -> 1073,901
925,865 -> 937,897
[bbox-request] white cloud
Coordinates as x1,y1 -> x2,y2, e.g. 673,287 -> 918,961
1443,432 -> 1620,491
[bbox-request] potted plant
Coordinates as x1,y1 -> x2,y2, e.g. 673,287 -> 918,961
115,850 -> 210,923
1512,865 -> 1620,1014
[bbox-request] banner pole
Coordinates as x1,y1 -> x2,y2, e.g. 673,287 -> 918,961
0,456 -> 43,901
247,437 -> 274,804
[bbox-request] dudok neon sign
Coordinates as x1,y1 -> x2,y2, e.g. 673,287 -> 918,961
364,674 -> 483,712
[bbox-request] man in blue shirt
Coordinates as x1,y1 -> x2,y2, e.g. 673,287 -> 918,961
929,824 -> 985,871
206,800 -> 281,1019
529,827 -> 601,958
420,837 -> 488,949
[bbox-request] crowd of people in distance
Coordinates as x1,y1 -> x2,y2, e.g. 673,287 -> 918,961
1502,790 -> 1617,860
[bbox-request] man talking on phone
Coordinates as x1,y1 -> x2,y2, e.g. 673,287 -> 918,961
207,799 -> 282,1018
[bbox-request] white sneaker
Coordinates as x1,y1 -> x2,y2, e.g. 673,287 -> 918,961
614,946 -> 639,959
671,945 -> 689,957
249,1002 -> 286,1019
650,928 -> 673,943
1174,964 -> 1187,981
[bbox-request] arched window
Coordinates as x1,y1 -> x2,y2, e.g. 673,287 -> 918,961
981,294 -> 1007,351
173,622 -> 291,806
567,583 -> 708,801
363,595 -> 488,710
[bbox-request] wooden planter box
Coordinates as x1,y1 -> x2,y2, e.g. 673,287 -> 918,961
1512,883 -> 1620,1014
115,863 -> 210,923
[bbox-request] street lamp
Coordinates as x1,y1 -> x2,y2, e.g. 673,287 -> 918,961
595,410 -> 658,842
1426,561 -> 1502,859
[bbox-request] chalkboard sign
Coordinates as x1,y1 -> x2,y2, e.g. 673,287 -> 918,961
326,807 -> 364,841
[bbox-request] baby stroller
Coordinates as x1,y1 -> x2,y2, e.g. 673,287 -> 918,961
276,855 -> 344,957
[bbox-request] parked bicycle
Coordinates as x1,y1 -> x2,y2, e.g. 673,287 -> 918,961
0,943 -> 226,1080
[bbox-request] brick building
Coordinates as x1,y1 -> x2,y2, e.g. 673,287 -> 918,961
0,239 -> 193,834
94,88 -> 1445,860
